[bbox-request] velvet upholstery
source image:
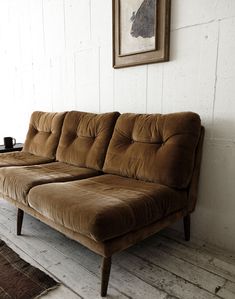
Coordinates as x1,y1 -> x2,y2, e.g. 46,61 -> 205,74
0,110 -> 204,297
0,152 -> 53,167
0,162 -> 100,205
3,195 -> 187,258
0,111 -> 119,206
103,112 -> 201,189
0,111 -> 66,167
23,111 -> 66,159
28,174 -> 187,242
56,111 -> 120,170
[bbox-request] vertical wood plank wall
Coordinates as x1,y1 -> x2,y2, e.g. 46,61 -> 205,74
0,0 -> 235,253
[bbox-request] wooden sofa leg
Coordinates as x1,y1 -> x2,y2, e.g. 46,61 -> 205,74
101,257 -> 112,297
183,214 -> 190,241
17,209 -> 24,236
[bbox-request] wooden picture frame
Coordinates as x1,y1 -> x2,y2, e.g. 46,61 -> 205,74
113,0 -> 171,68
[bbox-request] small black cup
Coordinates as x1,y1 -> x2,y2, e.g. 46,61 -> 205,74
4,137 -> 16,149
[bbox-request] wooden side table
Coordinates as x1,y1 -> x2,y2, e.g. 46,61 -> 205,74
0,143 -> 24,153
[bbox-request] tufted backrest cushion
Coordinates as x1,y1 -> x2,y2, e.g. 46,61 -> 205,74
56,111 -> 120,170
23,111 -> 66,159
103,112 -> 202,189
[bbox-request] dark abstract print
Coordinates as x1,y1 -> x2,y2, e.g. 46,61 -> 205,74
130,0 -> 156,38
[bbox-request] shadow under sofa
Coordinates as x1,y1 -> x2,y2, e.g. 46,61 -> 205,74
0,110 -> 204,297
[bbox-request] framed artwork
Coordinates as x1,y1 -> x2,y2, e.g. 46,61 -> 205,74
112,0 -> 171,68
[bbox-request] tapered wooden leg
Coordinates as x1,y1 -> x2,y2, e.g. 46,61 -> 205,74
17,209 -> 24,236
184,214 -> 190,241
101,257 -> 112,297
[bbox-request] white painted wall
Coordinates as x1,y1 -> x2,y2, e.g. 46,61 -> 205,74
0,0 -> 235,252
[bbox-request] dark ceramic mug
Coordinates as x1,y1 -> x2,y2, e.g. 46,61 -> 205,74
4,137 -> 16,149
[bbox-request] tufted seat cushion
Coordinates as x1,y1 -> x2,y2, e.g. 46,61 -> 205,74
56,111 -> 120,170
0,162 -> 100,205
103,112 -> 201,189
0,152 -> 54,167
27,174 -> 187,242
23,111 -> 66,159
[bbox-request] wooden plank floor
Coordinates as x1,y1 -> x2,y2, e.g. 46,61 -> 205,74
0,199 -> 235,299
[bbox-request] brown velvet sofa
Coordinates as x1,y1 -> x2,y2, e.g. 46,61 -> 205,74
0,110 -> 204,297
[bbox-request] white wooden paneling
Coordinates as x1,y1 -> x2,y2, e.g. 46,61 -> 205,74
0,67 -> 15,141
43,0 -> 65,57
91,0 -> 112,44
7,1 -> 21,71
213,18 -> 235,140
162,22 -> 218,137
0,1 -> 8,46
64,0 -> 91,51
61,54 -> 77,110
33,60 -> 53,111
99,45 -> 114,112
146,64 -> 164,114
74,47 -> 100,112
16,69 -> 35,141
215,1 -> 235,20
114,66 -> 147,113
171,0 -> 235,30
191,139 -> 235,251
17,0 -> 33,70
50,56 -> 67,111
29,1 -> 45,65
